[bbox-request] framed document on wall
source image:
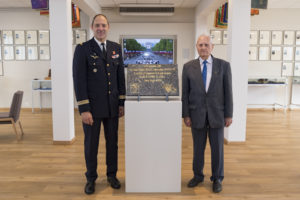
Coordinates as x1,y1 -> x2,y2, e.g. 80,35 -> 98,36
271,46 -> 282,61
296,31 -> 300,45
249,46 -> 258,60
26,30 -> 38,44
282,62 -> 293,76
39,46 -> 50,60
14,30 -> 25,45
259,31 -> 270,45
271,31 -> 283,45
249,31 -> 258,45
283,31 -> 295,45
259,46 -> 270,60
2,30 -> 13,44
283,47 -> 294,61
39,30 -> 50,44
15,46 -> 26,60
223,31 -> 228,44
74,29 -> 87,44
294,63 -> 300,76
210,30 -> 222,45
3,46 -> 14,60
295,47 -> 300,61
27,46 -> 38,60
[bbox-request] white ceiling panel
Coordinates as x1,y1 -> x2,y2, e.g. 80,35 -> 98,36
181,0 -> 201,8
0,0 -> 31,8
161,0 -> 184,7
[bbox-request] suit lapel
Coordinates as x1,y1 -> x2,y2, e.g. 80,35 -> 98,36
207,56 -> 219,93
192,59 -> 206,93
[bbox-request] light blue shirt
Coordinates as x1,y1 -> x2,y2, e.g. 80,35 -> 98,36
199,55 -> 213,92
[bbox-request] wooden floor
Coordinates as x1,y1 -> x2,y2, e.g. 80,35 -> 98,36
0,109 -> 300,200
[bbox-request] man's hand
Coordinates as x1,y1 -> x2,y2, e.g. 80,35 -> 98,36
225,117 -> 232,127
81,112 -> 93,126
184,117 -> 192,127
119,106 -> 124,117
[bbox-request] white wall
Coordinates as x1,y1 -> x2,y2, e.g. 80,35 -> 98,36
208,8 -> 300,108
0,8 -> 90,108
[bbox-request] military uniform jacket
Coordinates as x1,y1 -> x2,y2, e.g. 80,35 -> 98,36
73,38 -> 125,118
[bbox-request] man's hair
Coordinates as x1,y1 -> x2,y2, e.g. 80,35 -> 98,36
91,14 -> 109,26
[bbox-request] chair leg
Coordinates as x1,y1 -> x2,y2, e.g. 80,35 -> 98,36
11,120 -> 20,140
18,121 -> 24,136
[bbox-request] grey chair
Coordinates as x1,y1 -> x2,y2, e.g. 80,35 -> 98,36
0,91 -> 24,140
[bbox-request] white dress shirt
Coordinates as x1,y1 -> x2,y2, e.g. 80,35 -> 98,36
94,37 -> 106,52
199,55 -> 213,92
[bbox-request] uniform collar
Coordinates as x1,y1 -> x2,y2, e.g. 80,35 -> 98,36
94,37 -> 106,48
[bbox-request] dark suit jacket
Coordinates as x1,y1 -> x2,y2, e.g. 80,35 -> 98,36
73,38 -> 125,118
182,56 -> 233,129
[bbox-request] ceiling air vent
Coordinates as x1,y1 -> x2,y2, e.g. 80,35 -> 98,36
119,4 -> 175,16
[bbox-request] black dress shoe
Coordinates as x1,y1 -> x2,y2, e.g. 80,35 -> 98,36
84,181 -> 95,195
187,177 -> 203,188
212,179 -> 222,193
107,176 -> 121,189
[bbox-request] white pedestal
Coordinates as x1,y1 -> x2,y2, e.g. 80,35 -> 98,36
125,100 -> 182,193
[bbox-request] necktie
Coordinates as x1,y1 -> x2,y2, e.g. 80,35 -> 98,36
101,43 -> 106,57
202,60 -> 207,90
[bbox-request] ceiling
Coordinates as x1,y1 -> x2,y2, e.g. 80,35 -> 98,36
0,0 -> 300,9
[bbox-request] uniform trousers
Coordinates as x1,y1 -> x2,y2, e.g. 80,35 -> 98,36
83,116 -> 119,182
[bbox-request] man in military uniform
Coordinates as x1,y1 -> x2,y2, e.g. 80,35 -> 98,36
73,14 -> 125,195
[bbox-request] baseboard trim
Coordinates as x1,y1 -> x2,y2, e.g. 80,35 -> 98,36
53,137 -> 76,145
224,138 -> 246,145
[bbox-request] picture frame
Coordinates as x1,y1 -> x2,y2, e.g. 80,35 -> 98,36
249,46 -> 258,60
74,29 -> 87,44
249,31 -> 258,45
296,31 -> 300,45
14,30 -> 25,45
271,31 -> 283,45
294,63 -> 300,77
38,30 -> 50,44
2,30 -> 13,44
283,31 -> 295,45
39,46 -> 50,60
210,30 -> 222,45
15,46 -> 26,60
27,46 -> 38,60
223,30 -> 228,45
26,30 -> 38,45
259,31 -> 270,45
271,46 -> 282,61
259,46 -> 270,61
295,47 -> 300,61
3,46 -> 14,60
283,47 -> 294,61
282,62 -> 293,77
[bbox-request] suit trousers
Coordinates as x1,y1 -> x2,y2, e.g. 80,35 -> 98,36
83,117 -> 119,182
191,117 -> 224,182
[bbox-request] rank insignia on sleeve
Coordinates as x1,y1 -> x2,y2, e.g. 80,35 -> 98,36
112,51 -> 116,55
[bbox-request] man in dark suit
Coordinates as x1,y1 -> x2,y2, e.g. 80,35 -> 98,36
73,14 -> 125,195
182,35 -> 233,193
